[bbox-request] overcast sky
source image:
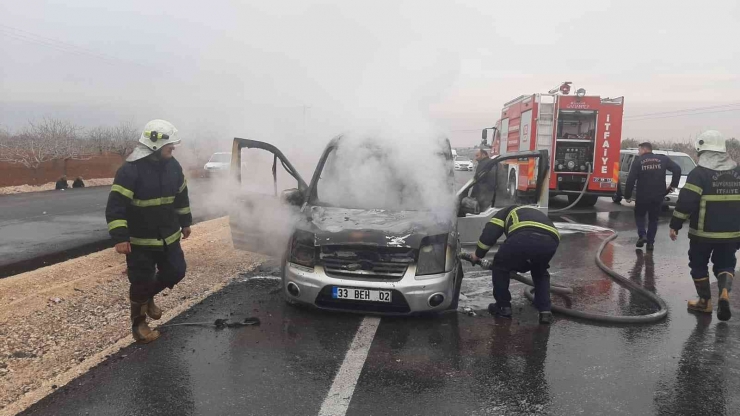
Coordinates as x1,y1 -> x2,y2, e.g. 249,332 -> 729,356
1,0 -> 739,152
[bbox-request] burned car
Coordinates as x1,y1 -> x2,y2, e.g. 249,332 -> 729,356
228,136 -> 549,314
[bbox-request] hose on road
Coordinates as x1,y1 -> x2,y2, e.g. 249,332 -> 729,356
460,226 -> 669,324
548,171 -> 592,213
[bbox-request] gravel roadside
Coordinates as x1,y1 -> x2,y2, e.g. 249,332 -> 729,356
0,217 -> 264,415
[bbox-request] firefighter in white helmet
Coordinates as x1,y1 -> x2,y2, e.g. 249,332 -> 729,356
105,119 -> 193,343
670,130 -> 740,321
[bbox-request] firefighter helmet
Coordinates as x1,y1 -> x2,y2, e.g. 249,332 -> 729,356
695,130 -> 726,153
127,119 -> 182,161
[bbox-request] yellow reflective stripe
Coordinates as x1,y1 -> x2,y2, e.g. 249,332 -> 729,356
107,220 -> 127,231
699,200 -> 706,232
477,241 -> 491,250
178,178 -> 188,193
111,184 -> 134,199
175,206 -> 191,215
683,183 -> 703,195
509,221 -> 561,239
692,277 -> 709,282
701,194 -> 740,201
689,229 -> 740,239
672,211 -> 690,220
131,196 -> 176,207
489,218 -> 505,227
130,230 -> 182,246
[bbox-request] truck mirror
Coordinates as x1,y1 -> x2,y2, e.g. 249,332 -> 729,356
481,129 -> 487,140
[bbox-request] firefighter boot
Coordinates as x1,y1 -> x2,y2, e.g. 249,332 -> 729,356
687,277 -> 713,314
146,297 -> 162,320
717,272 -> 733,321
130,300 -> 160,343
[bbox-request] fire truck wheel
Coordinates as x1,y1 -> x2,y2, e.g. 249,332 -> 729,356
569,194 -> 599,207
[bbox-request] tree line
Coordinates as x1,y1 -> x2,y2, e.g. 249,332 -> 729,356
0,118 -> 138,175
621,137 -> 740,162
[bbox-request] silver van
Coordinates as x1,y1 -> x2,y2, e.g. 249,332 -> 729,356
612,149 -> 696,207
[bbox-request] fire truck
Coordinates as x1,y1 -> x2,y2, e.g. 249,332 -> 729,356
485,83 -> 624,207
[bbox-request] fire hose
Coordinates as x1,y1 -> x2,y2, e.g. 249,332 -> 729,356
459,225 -> 669,324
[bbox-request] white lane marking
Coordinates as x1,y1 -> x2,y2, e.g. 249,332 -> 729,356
319,316 -> 380,416
560,216 -> 577,224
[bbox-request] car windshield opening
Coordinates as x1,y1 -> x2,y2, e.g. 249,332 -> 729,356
313,139 -> 455,212
669,155 -> 695,175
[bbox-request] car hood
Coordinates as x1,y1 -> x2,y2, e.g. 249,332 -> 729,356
304,206 -> 451,249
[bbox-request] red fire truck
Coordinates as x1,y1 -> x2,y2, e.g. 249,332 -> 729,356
486,84 -> 624,206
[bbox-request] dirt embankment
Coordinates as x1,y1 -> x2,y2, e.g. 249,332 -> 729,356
0,217 -> 264,416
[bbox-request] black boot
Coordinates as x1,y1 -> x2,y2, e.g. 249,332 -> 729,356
687,277 -> 713,314
717,272 -> 733,321
488,303 -> 512,318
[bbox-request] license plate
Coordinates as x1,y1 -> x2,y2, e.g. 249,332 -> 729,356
332,287 -> 392,303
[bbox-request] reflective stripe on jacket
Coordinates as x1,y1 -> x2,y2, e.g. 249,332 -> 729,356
105,156 -> 192,249
475,205 -> 559,258
670,165 -> 740,242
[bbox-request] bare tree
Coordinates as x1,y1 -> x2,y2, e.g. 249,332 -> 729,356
86,126 -> 113,155
109,121 -> 139,160
0,118 -> 89,183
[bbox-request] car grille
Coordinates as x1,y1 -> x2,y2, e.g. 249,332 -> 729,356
320,246 -> 414,280
314,286 -> 411,314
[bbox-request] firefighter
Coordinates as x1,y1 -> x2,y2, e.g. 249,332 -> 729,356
624,142 -> 682,251
105,119 -> 193,343
669,130 -> 740,321
470,205 -> 560,324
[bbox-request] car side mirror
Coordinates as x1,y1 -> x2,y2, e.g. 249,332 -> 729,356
281,188 -> 304,206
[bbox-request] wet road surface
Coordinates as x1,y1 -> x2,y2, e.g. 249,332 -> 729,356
21,204 -> 740,415
0,179 -> 220,277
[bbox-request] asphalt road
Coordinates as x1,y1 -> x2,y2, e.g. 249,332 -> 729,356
0,179 -> 220,277
21,199 -> 740,415
0,171 -> 628,278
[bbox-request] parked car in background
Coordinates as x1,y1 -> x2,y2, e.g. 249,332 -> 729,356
203,152 -> 231,177
454,156 -> 474,171
613,148 -> 697,207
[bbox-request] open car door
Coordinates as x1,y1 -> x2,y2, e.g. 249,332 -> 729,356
229,138 -> 308,257
456,150 -> 550,246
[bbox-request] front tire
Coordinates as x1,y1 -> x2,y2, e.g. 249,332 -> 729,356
568,194 -> 599,207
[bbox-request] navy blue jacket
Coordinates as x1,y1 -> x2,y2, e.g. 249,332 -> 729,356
624,153 -> 681,202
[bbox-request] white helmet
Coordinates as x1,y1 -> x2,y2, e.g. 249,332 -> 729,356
695,130 -> 726,153
127,119 -> 181,161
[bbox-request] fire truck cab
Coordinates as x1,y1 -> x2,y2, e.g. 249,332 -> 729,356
488,87 -> 624,207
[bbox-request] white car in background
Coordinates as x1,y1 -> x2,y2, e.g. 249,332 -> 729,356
454,156 -> 474,171
203,152 -> 231,177
613,149 -> 697,207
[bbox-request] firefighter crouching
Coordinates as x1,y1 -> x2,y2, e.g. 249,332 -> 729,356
105,119 -> 193,343
669,130 -> 740,321
470,205 -> 560,324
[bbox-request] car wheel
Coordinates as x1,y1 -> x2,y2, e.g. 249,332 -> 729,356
447,262 -> 464,310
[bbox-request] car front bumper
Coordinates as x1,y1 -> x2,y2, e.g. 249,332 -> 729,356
283,262 -> 457,315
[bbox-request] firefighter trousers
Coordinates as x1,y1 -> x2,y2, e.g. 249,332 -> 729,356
491,231 -> 559,312
634,200 -> 662,244
688,240 -> 738,280
126,242 -> 187,303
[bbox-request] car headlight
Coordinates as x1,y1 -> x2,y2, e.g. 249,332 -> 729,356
288,230 -> 316,268
416,234 -> 448,276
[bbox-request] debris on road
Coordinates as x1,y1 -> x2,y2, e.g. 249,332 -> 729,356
159,316 -> 261,329
0,217 -> 262,416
